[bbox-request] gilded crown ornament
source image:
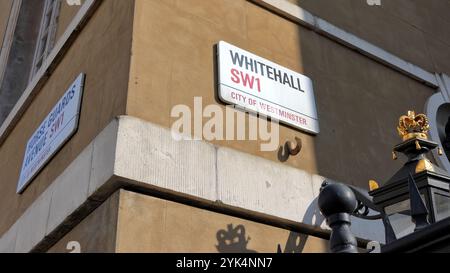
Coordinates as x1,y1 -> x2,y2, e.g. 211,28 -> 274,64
392,110 -> 443,160
397,111 -> 430,141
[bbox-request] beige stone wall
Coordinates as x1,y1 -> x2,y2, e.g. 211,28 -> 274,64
0,0 -> 13,46
47,189 -> 328,253
115,190 -> 328,253
0,0 -> 134,236
292,0 -> 450,76
55,0 -> 85,42
127,0 -> 437,189
47,190 -> 119,253
1,0 -> 447,251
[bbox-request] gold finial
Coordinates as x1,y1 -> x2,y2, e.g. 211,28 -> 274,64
397,110 -> 429,141
369,180 -> 379,191
392,151 -> 398,160
415,140 -> 421,150
415,159 -> 435,173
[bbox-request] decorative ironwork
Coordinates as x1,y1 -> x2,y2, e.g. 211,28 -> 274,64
317,110 -> 450,253
408,173 -> 430,231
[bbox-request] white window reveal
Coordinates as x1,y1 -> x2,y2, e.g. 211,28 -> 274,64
29,0 -> 61,80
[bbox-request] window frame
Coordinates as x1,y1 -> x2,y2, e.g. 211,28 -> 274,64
29,0 -> 62,81
0,0 -> 23,89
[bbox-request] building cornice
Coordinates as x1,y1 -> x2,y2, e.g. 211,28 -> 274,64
0,116 -> 383,253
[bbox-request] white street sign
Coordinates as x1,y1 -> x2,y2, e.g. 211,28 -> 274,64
17,73 -> 85,193
217,41 -> 319,134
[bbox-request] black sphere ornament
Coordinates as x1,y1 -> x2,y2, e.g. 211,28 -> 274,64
318,182 -> 358,216
318,181 -> 359,253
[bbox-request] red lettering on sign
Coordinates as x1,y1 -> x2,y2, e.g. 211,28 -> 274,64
230,68 -> 261,92
231,68 -> 240,84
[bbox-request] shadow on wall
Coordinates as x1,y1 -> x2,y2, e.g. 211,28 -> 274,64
276,197 -> 328,253
292,0 -> 430,188
215,219 -> 322,253
276,232 -> 308,253
302,197 -> 326,228
216,224 -> 257,253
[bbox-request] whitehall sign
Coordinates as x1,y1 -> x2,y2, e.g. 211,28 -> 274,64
17,73 -> 85,193
217,41 -> 319,134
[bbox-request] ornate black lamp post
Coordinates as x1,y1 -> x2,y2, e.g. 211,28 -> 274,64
318,111 -> 450,252
371,111 -> 450,241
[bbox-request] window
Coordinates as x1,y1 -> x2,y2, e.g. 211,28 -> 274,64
29,0 -> 61,80
0,0 -> 61,125
0,1 -> 22,90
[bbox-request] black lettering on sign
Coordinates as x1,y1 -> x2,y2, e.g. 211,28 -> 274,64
229,50 -> 305,92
